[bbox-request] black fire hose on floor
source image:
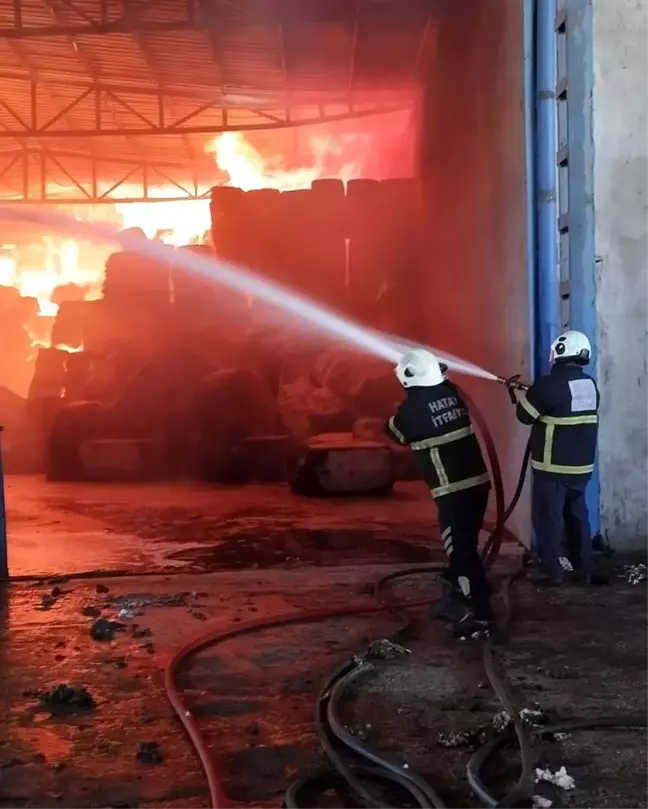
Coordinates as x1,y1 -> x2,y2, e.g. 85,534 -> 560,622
165,386 -> 537,809
288,574 -> 529,809
284,388 -> 536,809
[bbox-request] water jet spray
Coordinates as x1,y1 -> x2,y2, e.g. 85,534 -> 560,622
0,205 -> 502,384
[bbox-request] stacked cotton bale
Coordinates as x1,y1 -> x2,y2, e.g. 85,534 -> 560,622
78,250 -> 170,357
375,178 -> 423,337
210,186 -> 259,324
194,368 -> 282,481
171,243 -> 221,330
46,400 -> 110,481
0,287 -> 37,397
310,179 -> 347,307
28,347 -> 67,401
277,189 -> 314,296
346,178 -> 383,319
51,300 -> 85,349
102,249 -> 171,308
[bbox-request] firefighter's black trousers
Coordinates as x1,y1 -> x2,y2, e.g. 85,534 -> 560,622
436,484 -> 492,620
531,472 -> 592,579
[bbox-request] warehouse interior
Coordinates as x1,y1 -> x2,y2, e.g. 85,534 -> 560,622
2,4 -> 647,808
0,0 -> 530,535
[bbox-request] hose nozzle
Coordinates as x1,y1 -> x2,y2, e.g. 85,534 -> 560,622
497,375 -> 530,405
496,374 -> 529,392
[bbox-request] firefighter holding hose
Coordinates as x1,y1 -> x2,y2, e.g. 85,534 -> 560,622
507,330 -> 599,585
385,348 -> 495,639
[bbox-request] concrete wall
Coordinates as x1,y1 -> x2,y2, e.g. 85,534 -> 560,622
593,0 -> 648,548
418,0 -> 531,540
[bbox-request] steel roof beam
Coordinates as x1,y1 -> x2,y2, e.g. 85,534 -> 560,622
0,147 -> 216,203
126,3 -> 200,188
0,97 -> 410,138
2,0 -> 435,38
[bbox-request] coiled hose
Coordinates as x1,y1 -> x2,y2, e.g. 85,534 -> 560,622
164,386 -> 536,808
285,385 -> 534,809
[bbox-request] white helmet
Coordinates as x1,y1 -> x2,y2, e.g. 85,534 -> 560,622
395,348 -> 444,388
550,330 -> 591,365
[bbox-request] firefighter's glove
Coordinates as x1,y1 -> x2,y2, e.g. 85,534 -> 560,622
504,375 -> 521,405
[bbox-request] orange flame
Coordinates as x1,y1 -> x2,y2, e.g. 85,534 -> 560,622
2,121 -> 409,346
206,131 -> 361,191
0,237 -> 104,318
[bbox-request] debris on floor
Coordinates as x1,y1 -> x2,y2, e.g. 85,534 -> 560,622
346,723 -> 373,741
37,684 -> 95,714
624,563 -> 647,586
357,638 -> 411,662
492,710 -> 511,732
136,741 -> 163,765
0,541 -> 644,809
492,707 -> 547,732
40,586 -> 67,610
131,625 -> 153,639
436,729 -> 485,749
90,617 -> 124,641
520,708 -> 546,726
535,765 -> 576,790
108,593 -> 189,610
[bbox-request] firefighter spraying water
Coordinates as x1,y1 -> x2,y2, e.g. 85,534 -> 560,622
505,330 -> 600,585
385,348 -> 496,639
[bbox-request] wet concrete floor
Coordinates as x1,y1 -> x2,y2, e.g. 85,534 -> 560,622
0,475 -> 645,808
5,475 -> 447,578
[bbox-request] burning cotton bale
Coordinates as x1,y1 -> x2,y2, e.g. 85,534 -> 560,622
51,300 -> 86,349
28,347 -> 68,401
62,351 -> 94,401
210,186 -> 247,265
102,251 -> 171,307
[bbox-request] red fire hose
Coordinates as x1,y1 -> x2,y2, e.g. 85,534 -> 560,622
163,388 -> 524,809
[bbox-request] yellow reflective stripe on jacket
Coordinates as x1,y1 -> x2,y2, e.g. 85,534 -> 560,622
532,461 -> 595,475
538,414 -> 598,473
432,473 -> 491,497
429,447 -> 449,487
539,414 -> 598,425
410,426 -> 474,451
387,416 -> 406,444
542,422 -> 555,467
519,394 -> 541,420
422,436 -> 489,497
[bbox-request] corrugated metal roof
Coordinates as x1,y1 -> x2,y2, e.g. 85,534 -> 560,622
0,0 -> 434,199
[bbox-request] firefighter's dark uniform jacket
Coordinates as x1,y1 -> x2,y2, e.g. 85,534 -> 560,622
385,382 -> 490,498
516,362 -> 599,477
